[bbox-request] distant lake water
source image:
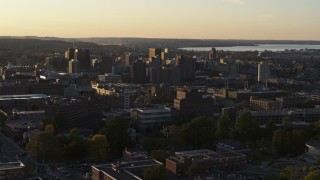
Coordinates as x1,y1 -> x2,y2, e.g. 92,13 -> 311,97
180,44 -> 320,52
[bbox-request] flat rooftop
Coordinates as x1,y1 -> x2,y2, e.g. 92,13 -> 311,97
0,162 -> 24,171
0,94 -> 48,100
92,159 -> 162,180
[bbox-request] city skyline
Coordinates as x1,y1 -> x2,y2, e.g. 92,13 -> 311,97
0,0 -> 320,40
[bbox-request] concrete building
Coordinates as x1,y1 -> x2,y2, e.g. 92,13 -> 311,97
258,60 -> 270,83
250,96 -> 280,111
5,110 -> 45,138
149,84 -> 176,101
305,141 -> 320,163
248,109 -> 320,126
92,159 -> 162,180
208,47 -> 217,60
98,73 -> 122,83
147,66 -> 180,84
0,162 -> 25,180
166,149 -> 246,177
65,48 -> 75,61
276,93 -> 309,109
148,48 -> 162,60
74,48 -> 91,71
174,88 -> 214,116
101,54 -> 113,73
176,55 -> 196,82
45,96 -> 101,127
131,60 -> 146,84
131,107 -> 172,131
0,94 -> 47,113
92,83 -> 138,109
68,59 -> 80,74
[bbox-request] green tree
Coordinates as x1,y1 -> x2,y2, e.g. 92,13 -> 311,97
144,138 -> 168,152
181,116 -> 215,149
263,120 -> 276,139
144,165 -> 165,180
282,116 -> 292,130
280,166 -> 305,180
106,116 -> 133,157
273,129 -> 306,156
150,150 -> 168,163
89,134 -> 109,159
27,132 -> 63,162
63,128 -> 88,160
68,128 -> 80,142
304,170 -> 320,180
216,114 -> 232,139
235,111 -> 260,142
44,124 -> 55,135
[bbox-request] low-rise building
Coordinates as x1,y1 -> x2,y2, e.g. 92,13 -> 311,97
248,109 -> 320,126
174,88 -> 214,116
0,161 -> 25,180
131,107 -> 171,131
0,94 -> 47,114
5,110 -> 45,138
166,149 -> 246,177
45,96 -> 101,127
92,159 -> 162,180
250,96 -> 280,111
98,73 -> 122,83
305,140 -> 320,163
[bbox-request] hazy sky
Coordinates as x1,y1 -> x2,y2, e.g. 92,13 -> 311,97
1,0 -> 319,40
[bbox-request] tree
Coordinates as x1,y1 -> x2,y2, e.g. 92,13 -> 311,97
144,165 -> 165,180
27,132 -> 63,162
181,116 -> 215,149
144,138 -> 168,152
89,134 -> 109,159
68,128 -> 80,142
280,166 -> 305,180
44,124 -> 55,135
282,116 -> 292,130
234,111 -> 260,142
216,114 -> 232,140
273,129 -> 306,156
263,120 -> 276,140
150,150 -> 168,163
304,170 -> 320,180
106,116 -> 133,157
64,128 -> 88,160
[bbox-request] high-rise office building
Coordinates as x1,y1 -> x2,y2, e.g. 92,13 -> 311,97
149,48 -> 162,60
65,48 -> 75,60
208,47 -> 217,60
131,60 -> 146,84
101,54 -> 113,73
258,60 -> 270,82
69,59 -> 80,74
176,55 -> 196,82
74,48 -> 90,70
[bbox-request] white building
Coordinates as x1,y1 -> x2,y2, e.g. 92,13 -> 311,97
131,107 -> 171,130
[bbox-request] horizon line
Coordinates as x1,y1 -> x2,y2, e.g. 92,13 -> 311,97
1,35 -> 320,42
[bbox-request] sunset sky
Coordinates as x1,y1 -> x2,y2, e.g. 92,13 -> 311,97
1,0 -> 319,40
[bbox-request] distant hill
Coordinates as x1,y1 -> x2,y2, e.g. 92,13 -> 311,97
73,37 -> 320,48
0,37 -> 98,52
1,36 -> 320,50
